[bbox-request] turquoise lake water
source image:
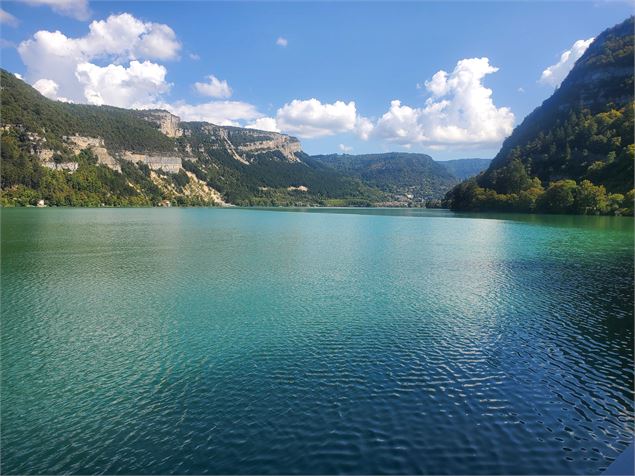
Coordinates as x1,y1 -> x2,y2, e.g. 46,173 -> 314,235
1,208 -> 633,474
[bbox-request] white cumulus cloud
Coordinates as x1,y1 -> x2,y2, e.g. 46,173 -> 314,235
246,117 -> 280,132
19,0 -> 90,20
158,100 -> 263,126
276,37 -> 288,47
76,60 -> 170,108
540,38 -> 594,87
373,57 -> 514,147
33,78 -> 60,99
339,144 -> 353,153
33,78 -> 71,102
194,75 -> 232,98
276,98 -> 370,139
18,13 -> 181,104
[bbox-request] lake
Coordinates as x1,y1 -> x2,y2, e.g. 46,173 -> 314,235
1,208 -> 633,475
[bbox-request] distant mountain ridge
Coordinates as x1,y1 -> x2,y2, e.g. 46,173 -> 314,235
0,69 -> 490,207
439,159 -> 492,180
312,153 -> 490,202
445,17 -> 634,215
0,70 -> 384,207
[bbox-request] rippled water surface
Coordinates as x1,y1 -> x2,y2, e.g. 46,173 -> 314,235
2,208 -> 633,475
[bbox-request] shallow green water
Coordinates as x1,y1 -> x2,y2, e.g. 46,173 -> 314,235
1,208 -> 633,474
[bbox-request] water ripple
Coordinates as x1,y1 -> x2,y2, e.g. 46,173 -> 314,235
1,208 -> 633,475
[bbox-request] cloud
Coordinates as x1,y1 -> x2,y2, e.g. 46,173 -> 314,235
158,100 -> 262,126
33,78 -> 71,102
79,13 -> 180,61
355,116 -> 374,141
246,117 -> 280,132
19,0 -> 90,20
189,52 -> 200,60
18,13 -> 181,104
76,60 -> 170,107
517,87 -> 525,93
339,144 -> 353,153
248,99 -> 373,139
32,78 -> 60,99
0,8 -> 18,26
276,98 -> 370,138
373,57 -> 514,147
540,38 -> 594,87
14,12 -> 267,127
276,37 -> 288,47
14,73 -> 24,80
0,38 -> 16,49
194,75 -> 232,98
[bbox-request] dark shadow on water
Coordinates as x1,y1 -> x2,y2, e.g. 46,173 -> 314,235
240,207 -> 634,232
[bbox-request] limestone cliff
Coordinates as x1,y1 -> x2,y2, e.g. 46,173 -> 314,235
140,110 -> 183,138
1,68 -> 376,207
122,151 -> 183,173
180,123 -> 303,164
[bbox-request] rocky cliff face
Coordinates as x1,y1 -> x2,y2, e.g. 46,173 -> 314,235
2,69 -> 377,207
22,112 -> 304,175
121,151 -> 183,173
235,134 -> 302,162
140,110 -> 183,138
134,111 -> 303,164
67,135 -> 120,170
180,123 -> 302,164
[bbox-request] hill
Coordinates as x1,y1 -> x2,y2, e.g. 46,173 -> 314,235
439,159 -> 492,180
0,70 -> 381,207
312,153 -> 461,203
445,17 -> 634,215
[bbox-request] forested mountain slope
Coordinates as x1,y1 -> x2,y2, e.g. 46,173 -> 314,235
440,159 -> 492,180
312,153 -> 465,201
445,17 -> 634,215
0,70 -> 380,207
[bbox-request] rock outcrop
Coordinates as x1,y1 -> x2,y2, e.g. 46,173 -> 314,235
149,170 -> 228,206
194,124 -> 302,164
122,151 -> 182,173
67,135 -> 120,171
236,135 -> 302,162
42,162 -> 79,172
139,110 -> 183,138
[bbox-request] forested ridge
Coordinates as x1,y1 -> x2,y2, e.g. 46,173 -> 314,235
0,68 -> 487,208
445,17 -> 634,216
0,70 -> 382,207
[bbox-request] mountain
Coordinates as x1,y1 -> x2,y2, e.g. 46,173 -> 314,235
439,158 -> 492,180
445,17 -> 634,215
312,153 -> 491,204
312,152 -> 460,203
0,70 -> 382,207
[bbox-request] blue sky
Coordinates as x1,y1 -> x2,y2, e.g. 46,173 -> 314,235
0,1 -> 633,159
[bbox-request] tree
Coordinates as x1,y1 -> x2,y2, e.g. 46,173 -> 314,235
538,180 -> 577,213
575,180 -> 608,214
491,159 -> 532,194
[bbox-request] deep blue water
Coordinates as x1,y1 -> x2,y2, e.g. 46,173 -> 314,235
1,208 -> 633,474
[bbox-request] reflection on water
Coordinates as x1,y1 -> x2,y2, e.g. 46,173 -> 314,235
247,206 -> 635,232
1,208 -> 633,475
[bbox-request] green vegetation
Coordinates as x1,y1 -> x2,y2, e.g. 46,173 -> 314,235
440,158 -> 492,180
0,70 -> 386,207
175,126 -> 385,206
0,70 -> 174,154
449,170 -> 633,215
446,17 -> 634,216
0,131 -> 209,207
312,153 -> 461,201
